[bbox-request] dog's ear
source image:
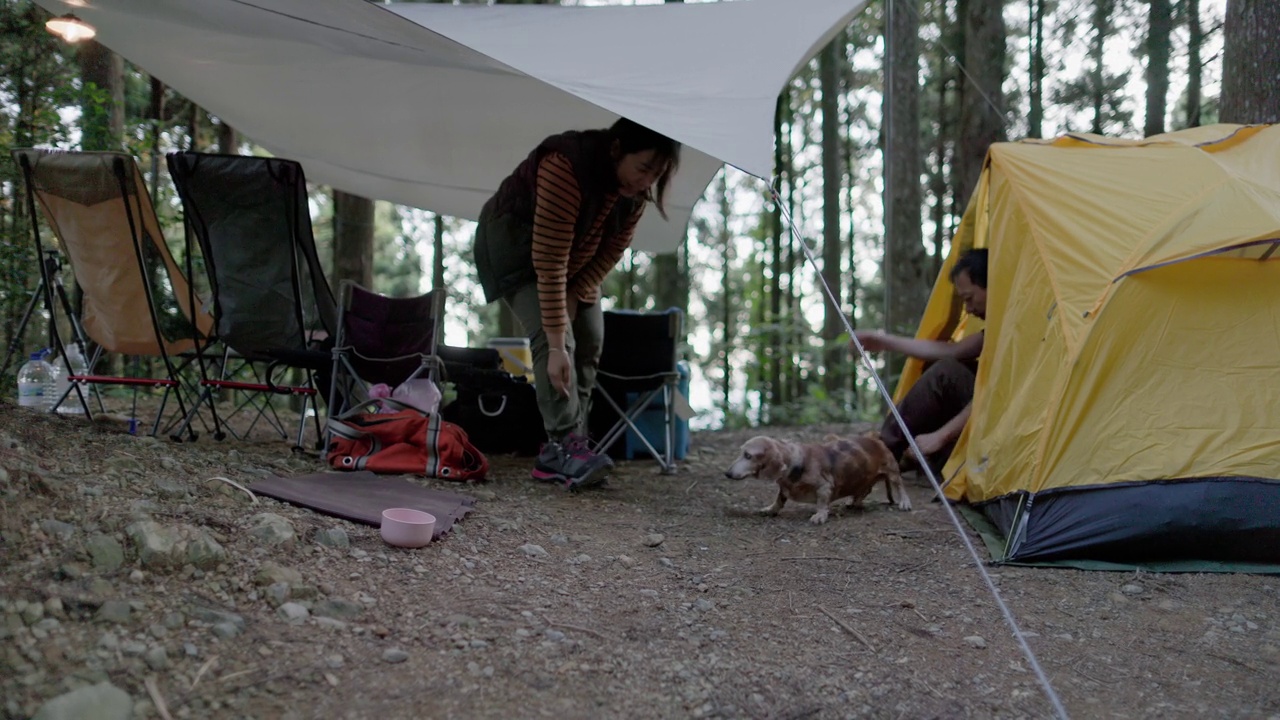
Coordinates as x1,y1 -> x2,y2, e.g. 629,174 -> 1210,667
759,438 -> 788,477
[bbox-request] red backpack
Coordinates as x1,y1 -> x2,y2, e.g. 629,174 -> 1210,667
326,400 -> 488,482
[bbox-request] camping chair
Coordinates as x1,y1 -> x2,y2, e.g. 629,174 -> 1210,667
590,308 -> 685,474
166,151 -> 338,448
326,281 -> 445,422
10,149 -> 215,438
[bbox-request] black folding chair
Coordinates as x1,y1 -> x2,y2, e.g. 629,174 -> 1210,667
166,151 -> 337,447
590,308 -> 685,474
326,280 -> 444,420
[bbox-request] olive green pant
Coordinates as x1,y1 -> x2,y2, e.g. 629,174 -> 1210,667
502,283 -> 604,441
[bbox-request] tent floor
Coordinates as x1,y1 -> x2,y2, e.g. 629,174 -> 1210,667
957,503 -> 1280,574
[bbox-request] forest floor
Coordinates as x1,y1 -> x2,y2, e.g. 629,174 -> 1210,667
1,396 -> 1278,720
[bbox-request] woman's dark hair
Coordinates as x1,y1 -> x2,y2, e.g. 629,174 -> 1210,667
607,117 -> 681,219
949,248 -> 989,289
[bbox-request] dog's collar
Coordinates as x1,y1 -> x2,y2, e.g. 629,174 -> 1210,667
787,459 -> 805,481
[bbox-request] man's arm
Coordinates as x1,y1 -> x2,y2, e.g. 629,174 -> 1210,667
914,402 -> 971,456
853,329 -> 983,361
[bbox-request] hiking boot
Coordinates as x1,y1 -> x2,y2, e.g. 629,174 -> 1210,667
530,434 -> 612,491
531,441 -> 571,484
561,433 -> 613,492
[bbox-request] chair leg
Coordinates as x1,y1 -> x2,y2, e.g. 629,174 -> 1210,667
171,386 -> 214,442
593,390 -> 633,456
150,385 -> 171,437
661,383 -> 676,475
293,393 -> 310,451
597,387 -> 676,474
311,392 -> 326,451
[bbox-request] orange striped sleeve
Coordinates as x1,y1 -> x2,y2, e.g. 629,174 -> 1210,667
569,200 -> 645,302
531,152 -> 581,336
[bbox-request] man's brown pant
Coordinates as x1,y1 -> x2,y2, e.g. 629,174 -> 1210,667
879,358 -> 976,477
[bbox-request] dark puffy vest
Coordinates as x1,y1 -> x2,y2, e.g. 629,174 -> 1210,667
474,130 -> 639,304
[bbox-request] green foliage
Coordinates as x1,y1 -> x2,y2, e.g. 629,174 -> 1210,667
373,203 -> 424,298
1,0 -> 78,386
79,80 -> 114,151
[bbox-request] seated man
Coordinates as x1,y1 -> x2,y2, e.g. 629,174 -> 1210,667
853,248 -> 988,477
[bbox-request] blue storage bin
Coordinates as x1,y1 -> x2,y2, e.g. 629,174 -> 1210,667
623,360 -> 690,461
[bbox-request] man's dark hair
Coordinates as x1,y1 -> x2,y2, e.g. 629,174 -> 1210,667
949,248 -> 988,289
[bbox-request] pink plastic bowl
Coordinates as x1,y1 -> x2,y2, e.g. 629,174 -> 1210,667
380,508 -> 436,548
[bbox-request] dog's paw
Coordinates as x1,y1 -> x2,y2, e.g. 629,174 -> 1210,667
758,505 -> 781,517
808,510 -> 829,525
896,497 -> 913,511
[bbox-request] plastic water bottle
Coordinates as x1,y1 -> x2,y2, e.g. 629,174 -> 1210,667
17,350 -> 57,411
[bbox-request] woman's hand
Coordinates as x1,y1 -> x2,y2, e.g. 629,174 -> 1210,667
547,348 -> 573,398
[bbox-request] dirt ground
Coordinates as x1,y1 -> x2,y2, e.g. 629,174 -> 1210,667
1,397 -> 1278,720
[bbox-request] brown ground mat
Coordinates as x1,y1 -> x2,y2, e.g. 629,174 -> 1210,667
249,471 -> 476,540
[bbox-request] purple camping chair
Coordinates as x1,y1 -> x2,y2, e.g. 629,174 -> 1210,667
326,281 -> 444,421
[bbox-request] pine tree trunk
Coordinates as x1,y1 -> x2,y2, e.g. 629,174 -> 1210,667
1089,0 -> 1111,134
432,213 -> 445,293
650,249 -> 686,319
842,87 -> 861,407
1028,0 -> 1045,138
1220,0 -> 1280,123
1185,0 -> 1203,127
1145,0 -> 1173,136
784,95 -> 801,406
621,253 -> 636,310
820,37 -> 844,394
77,41 -> 124,151
147,78 -> 166,200
768,93 -> 785,417
188,104 -> 203,151
955,0 -> 1005,212
929,123 -> 948,279
717,171 -> 733,414
332,191 -> 374,290
217,119 -> 238,154
884,0 -> 930,346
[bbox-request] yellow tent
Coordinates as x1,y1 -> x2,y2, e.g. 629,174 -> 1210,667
897,124 -> 1280,563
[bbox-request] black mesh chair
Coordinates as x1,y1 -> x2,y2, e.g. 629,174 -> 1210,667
167,151 -> 337,447
590,308 -> 684,474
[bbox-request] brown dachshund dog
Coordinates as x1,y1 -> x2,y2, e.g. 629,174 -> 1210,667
724,432 -> 911,524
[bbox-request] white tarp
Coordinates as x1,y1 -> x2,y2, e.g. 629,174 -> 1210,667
35,0 -> 866,252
